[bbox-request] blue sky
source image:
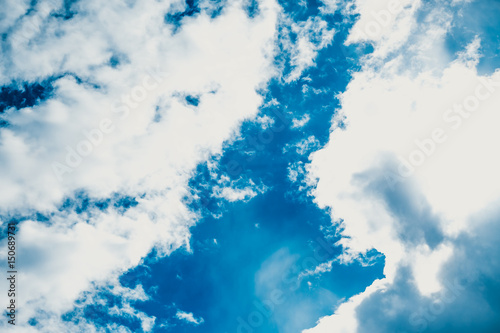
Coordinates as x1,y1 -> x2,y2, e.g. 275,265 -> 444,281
1,0 -> 500,333
57,4 -> 385,331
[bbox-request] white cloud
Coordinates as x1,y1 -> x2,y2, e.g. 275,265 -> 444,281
109,303 -> 156,332
255,114 -> 276,129
305,1 -> 500,332
0,0 -> 280,331
298,260 -> 334,279
345,0 -> 419,56
284,135 -> 320,155
216,186 -> 258,202
175,310 -> 204,326
285,16 -> 335,82
291,114 -> 310,129
319,0 -> 340,14
205,171 -> 268,204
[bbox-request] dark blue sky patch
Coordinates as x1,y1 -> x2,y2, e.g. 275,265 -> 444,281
0,218 -> 21,243
165,0 -> 202,33
0,214 -> 50,242
27,317 -> 38,326
186,162 -> 224,215
0,80 -> 54,113
34,212 -> 50,223
59,190 -> 93,215
57,190 -> 138,217
24,0 -> 43,16
245,0 -> 260,18
165,0 -> 229,32
114,195 -> 139,213
2,73 -> 102,99
107,52 -> 130,69
109,54 -> 121,68
0,116 -> 10,128
278,0 -> 324,21
51,0 -> 78,20
185,94 -> 200,107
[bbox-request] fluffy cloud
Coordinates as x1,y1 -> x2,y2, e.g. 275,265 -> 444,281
306,0 -> 500,332
175,310 -> 204,326
284,16 -> 335,82
0,0 -> 280,331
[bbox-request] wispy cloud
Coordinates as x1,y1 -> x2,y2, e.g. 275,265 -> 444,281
175,310 -> 204,326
